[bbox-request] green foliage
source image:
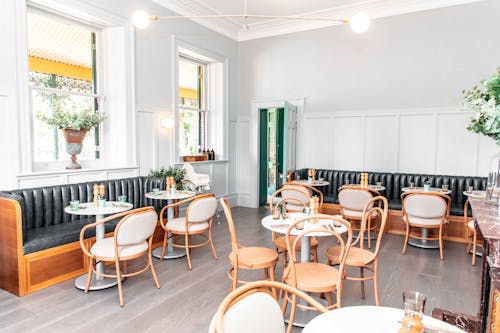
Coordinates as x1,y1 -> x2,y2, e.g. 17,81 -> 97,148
148,166 -> 186,190
37,108 -> 106,131
463,67 -> 500,144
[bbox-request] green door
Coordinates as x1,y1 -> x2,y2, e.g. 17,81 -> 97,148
259,108 -> 285,206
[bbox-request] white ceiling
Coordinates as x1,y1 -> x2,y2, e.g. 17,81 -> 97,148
152,0 -> 482,41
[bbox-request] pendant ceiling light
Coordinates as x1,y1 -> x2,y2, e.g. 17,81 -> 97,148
132,0 -> 371,33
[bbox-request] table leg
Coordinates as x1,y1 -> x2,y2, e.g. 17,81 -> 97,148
152,199 -> 187,259
285,235 -> 325,327
75,214 -> 123,291
408,228 -> 440,249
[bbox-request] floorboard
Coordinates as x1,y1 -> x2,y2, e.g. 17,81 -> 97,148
0,207 -> 482,332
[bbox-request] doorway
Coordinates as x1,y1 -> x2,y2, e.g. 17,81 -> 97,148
259,108 -> 285,206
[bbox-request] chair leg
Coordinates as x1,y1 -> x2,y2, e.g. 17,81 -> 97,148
149,249 -> 161,289
160,231 -> 168,260
264,267 -> 269,280
472,230 -> 477,266
231,266 -> 238,291
373,261 -> 380,306
185,233 -> 192,270
269,265 -> 277,299
208,225 -> 218,260
115,261 -> 125,307
360,267 -> 366,299
281,249 -> 287,268
439,226 -> 444,261
367,217 -> 372,249
85,257 -> 93,294
402,225 -> 410,255
325,292 -> 333,306
122,260 -> 128,275
286,294 -> 297,333
313,247 -> 318,263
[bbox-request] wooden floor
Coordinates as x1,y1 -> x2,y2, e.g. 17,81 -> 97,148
0,207 -> 482,332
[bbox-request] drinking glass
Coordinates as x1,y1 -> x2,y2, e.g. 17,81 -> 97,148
409,182 -> 415,189
442,184 -> 449,192
423,182 -> 431,191
152,188 -> 160,195
466,185 -> 473,194
98,199 -> 106,208
70,200 -> 80,211
319,177 -> 325,183
376,182 -> 382,189
345,179 -> 350,185
403,291 -> 426,318
118,195 -> 127,204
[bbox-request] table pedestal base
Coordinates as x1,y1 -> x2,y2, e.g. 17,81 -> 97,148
152,247 -> 187,260
408,239 -> 440,249
74,271 -> 124,291
284,297 -> 327,327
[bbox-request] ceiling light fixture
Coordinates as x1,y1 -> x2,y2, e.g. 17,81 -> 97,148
132,0 -> 371,33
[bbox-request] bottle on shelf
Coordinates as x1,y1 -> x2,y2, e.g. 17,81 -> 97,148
210,148 -> 215,160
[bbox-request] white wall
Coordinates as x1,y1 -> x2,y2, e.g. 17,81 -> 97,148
236,0 -> 500,206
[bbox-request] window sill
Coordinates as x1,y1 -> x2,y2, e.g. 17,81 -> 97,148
174,159 -> 229,166
17,166 -> 139,178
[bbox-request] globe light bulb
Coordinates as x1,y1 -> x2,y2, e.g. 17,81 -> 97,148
160,117 -> 175,129
132,10 -> 151,29
350,12 -> 371,33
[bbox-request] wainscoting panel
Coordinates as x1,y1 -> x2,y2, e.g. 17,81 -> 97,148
332,116 -> 364,171
137,111 -> 156,176
435,113 -> 477,176
298,108 -> 495,177
365,115 -> 399,172
398,114 -> 436,174
302,116 -> 333,169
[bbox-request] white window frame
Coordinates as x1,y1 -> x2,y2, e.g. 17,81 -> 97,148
16,0 -> 136,174
172,36 -> 228,163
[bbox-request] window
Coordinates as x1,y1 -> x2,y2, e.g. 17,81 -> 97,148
178,57 -> 207,156
27,10 -> 103,163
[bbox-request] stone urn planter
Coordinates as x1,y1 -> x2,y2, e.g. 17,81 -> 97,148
62,128 -> 89,170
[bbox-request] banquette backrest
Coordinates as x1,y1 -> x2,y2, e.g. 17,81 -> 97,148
1,176 -> 165,245
293,169 -> 486,215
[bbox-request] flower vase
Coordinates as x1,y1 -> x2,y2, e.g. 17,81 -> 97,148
486,151 -> 500,205
62,128 -> 88,170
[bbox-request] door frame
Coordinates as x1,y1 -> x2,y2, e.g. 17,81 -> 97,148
249,98 -> 305,208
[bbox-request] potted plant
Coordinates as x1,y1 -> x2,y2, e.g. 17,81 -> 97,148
37,109 -> 106,169
148,166 -> 186,190
463,67 -> 500,203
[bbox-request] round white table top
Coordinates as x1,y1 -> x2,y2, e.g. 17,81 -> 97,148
303,306 -> 466,333
261,213 -> 348,236
64,201 -> 133,216
292,180 -> 330,187
145,190 -> 196,200
401,187 -> 451,195
463,190 -> 486,198
342,184 -> 386,191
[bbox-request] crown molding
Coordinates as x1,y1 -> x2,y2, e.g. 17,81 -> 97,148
153,0 -> 482,42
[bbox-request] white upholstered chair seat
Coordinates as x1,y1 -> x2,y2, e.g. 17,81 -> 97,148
166,217 -> 209,232
91,237 -> 148,259
342,208 -> 378,219
219,292 -> 285,333
403,215 -> 446,227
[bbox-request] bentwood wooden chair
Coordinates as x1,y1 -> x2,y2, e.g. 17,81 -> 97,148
465,200 -> 481,266
210,281 -> 328,333
269,186 -> 321,267
159,193 -> 218,270
79,207 -> 160,307
220,198 -> 279,292
326,196 -> 389,306
338,186 -> 380,248
283,215 -> 352,312
401,192 -> 451,260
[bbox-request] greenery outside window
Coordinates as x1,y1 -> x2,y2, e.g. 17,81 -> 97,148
178,56 -> 207,156
27,10 -> 103,163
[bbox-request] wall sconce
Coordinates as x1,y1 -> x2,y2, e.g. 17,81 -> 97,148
160,117 -> 175,129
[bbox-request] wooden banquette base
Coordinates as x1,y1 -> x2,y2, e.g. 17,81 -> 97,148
0,196 -> 167,296
321,203 -> 471,244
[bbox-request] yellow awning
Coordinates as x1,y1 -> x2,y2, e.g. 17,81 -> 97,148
29,56 -> 92,81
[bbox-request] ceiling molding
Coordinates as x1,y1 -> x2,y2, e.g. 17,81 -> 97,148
153,0 -> 482,41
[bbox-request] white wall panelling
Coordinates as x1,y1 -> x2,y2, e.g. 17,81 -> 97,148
298,108 -> 495,177
16,167 -> 139,189
137,111 -> 157,176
